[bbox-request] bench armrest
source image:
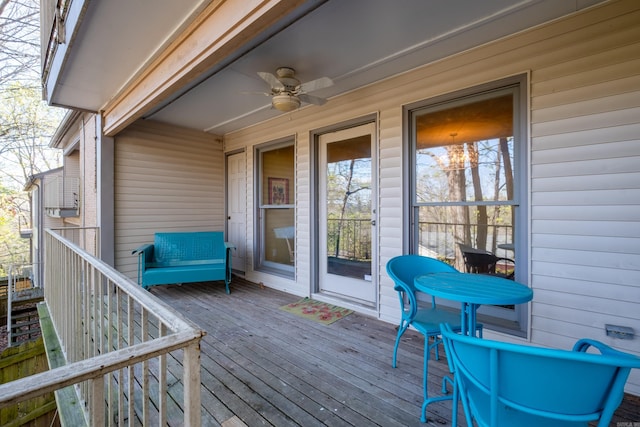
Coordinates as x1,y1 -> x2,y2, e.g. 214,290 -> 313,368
132,244 -> 154,285
132,243 -> 154,256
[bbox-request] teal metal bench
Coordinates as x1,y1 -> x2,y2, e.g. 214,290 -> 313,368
132,231 -> 235,294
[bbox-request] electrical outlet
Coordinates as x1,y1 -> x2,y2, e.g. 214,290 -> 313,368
605,324 -> 635,340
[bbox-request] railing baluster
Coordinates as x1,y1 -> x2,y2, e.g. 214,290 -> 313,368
128,295 -> 135,424
117,287 -> 125,426
159,322 -> 167,426
106,277 -> 113,426
142,309 -> 149,425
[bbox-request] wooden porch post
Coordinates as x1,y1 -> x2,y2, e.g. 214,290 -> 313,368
183,341 -> 202,426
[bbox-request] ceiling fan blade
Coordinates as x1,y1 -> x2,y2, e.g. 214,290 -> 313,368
299,76 -> 333,93
298,93 -> 327,106
257,72 -> 284,90
241,91 -> 272,97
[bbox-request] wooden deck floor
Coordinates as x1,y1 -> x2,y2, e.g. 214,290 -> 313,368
150,276 -> 640,427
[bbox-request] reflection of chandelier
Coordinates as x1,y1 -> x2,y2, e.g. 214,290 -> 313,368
439,133 -> 481,170
446,133 -> 467,170
448,146 -> 466,169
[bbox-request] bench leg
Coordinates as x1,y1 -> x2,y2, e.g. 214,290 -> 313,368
225,248 -> 233,294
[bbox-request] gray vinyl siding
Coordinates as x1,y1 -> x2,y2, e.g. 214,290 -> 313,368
528,2 -> 640,394
223,0 -> 640,394
114,120 -> 224,279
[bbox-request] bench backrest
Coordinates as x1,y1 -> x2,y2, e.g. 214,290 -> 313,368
153,232 -> 225,264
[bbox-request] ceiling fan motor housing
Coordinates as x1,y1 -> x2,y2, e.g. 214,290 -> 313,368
276,67 -> 300,88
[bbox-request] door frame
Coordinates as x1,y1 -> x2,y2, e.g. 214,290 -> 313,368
311,114 -> 379,308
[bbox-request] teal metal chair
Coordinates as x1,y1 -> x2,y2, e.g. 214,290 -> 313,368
440,323 -> 640,427
386,255 -> 483,404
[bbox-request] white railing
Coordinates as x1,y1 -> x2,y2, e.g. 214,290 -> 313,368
51,226 -> 100,257
0,228 -> 204,426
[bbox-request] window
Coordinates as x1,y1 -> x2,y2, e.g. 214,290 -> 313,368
256,141 -> 295,276
408,77 -> 528,334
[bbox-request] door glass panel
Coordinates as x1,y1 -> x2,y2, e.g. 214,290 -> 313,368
325,136 -> 372,280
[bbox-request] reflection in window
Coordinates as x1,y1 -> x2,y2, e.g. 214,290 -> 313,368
257,143 -> 295,275
410,78 -> 528,334
412,90 -> 517,273
325,136 -> 372,279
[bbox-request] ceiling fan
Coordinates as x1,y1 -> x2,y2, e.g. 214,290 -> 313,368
255,67 -> 333,112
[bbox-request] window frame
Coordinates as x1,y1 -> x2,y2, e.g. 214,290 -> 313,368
404,75 -> 529,336
254,138 -> 296,278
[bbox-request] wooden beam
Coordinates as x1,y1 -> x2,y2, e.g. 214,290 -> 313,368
102,0 -> 308,136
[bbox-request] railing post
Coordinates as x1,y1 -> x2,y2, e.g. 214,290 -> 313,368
89,376 -> 104,426
183,341 -> 202,426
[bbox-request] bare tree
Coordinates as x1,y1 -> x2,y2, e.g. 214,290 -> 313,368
0,0 -> 40,88
0,82 -> 62,188
0,0 -> 63,188
332,158 -> 370,258
0,0 -> 64,268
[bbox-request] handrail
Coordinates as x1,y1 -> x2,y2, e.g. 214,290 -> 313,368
0,331 -> 200,407
0,228 -> 205,425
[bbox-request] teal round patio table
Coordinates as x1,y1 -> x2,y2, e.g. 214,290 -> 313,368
414,272 -> 533,337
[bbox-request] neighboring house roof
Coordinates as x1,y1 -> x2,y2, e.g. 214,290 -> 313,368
48,110 -> 81,150
23,167 -> 63,192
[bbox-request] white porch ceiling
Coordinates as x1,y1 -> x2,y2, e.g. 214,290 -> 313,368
51,0 -> 606,136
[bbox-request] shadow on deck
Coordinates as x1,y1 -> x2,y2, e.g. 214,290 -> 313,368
149,276 -> 640,427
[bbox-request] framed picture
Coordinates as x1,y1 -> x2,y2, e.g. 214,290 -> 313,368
268,177 -> 289,205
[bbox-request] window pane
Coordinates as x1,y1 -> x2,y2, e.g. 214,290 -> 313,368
417,205 -> 514,271
415,94 -> 514,203
261,145 -> 294,206
257,142 -> 295,274
264,208 -> 294,265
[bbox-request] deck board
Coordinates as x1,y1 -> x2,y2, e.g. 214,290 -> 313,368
149,277 -> 640,427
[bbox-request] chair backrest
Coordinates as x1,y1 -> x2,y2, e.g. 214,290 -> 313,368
386,255 -> 457,293
386,255 -> 458,319
458,243 -> 498,274
440,324 -> 640,427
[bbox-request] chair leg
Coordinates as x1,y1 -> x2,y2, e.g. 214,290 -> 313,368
432,336 -> 440,360
441,374 -> 453,394
422,338 -> 430,401
451,377 -> 458,427
422,335 -> 457,423
392,322 -> 408,368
